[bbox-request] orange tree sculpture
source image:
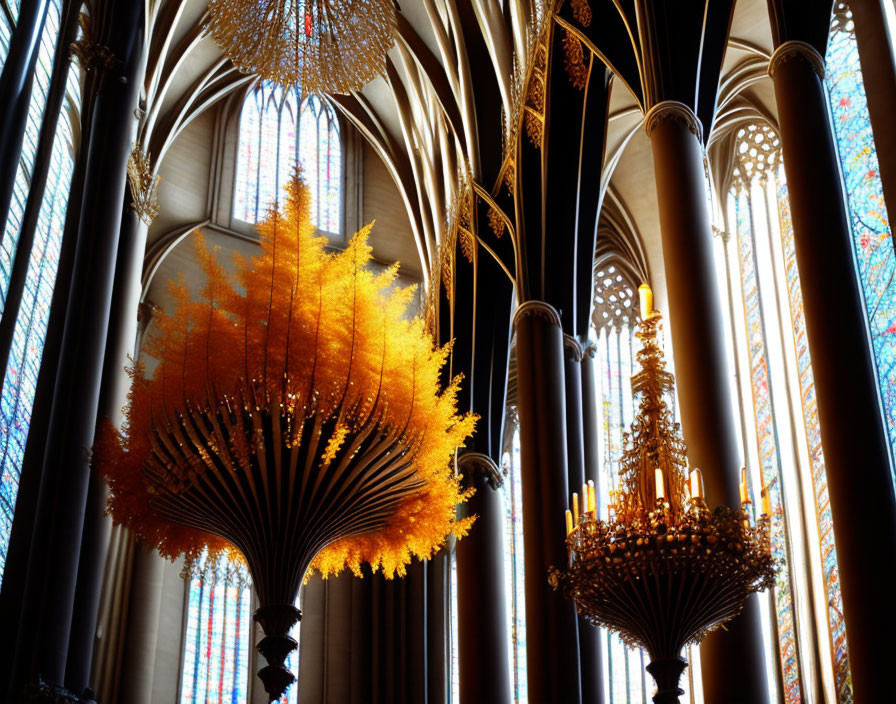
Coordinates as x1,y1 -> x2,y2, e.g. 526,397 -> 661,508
95,173 -> 475,701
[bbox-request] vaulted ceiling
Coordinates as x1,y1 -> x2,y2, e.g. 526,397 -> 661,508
139,0 -> 792,315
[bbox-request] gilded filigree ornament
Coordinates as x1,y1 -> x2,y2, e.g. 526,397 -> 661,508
550,288 -> 775,703
206,0 -> 396,94
562,30 -> 588,91
127,142 -> 160,226
70,13 -> 118,74
524,42 -> 548,146
488,206 -> 505,238
570,0 -> 592,27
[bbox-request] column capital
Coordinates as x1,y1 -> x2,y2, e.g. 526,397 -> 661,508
582,340 -> 597,359
644,101 -> 703,143
127,142 -> 160,226
457,452 -> 504,489
563,334 -> 583,362
513,300 -> 562,329
768,40 -> 825,81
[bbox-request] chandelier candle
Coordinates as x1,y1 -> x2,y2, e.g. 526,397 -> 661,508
550,285 -> 775,704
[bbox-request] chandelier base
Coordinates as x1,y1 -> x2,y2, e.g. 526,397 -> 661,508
254,604 -> 302,702
646,657 -> 688,704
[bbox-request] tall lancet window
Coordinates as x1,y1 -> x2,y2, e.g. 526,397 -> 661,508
501,413 -> 527,703
715,122 -> 850,703
180,553 -> 253,704
0,0 -> 79,586
233,81 -> 342,235
825,2 -> 896,470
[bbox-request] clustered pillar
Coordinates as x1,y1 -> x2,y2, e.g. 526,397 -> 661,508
513,301 -> 582,703
456,452 -> 512,704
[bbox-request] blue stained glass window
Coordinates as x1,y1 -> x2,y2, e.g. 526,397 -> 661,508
233,82 -> 342,235
825,3 -> 896,472
0,0 -> 61,309
0,0 -> 77,588
180,553 -> 253,704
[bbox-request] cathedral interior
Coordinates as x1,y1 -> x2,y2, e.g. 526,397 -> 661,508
0,0 -> 894,702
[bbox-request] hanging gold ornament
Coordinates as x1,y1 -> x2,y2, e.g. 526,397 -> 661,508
550,285 -> 775,704
94,171 -> 475,701
206,0 -> 396,94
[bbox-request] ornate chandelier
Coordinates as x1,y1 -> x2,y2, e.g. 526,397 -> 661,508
206,0 -> 396,94
550,285 -> 775,704
95,173 -> 474,701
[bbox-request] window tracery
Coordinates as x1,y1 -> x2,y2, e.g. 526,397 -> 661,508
718,119 -> 851,702
180,553 -> 253,704
233,81 -> 342,235
0,0 -> 78,587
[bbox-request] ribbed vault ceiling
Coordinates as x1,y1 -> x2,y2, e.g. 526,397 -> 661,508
141,0 -> 787,312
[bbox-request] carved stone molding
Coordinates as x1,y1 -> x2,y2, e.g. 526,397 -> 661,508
644,100 -> 703,143
711,225 -> 731,245
563,333 -> 583,362
582,340 -> 597,359
457,452 -> 504,489
513,300 -> 562,329
768,40 -> 825,81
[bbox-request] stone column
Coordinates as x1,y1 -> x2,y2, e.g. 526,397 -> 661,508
563,335 -> 604,703
514,300 -> 581,704
769,41 -> 896,703
456,452 -> 511,704
645,100 -> 768,704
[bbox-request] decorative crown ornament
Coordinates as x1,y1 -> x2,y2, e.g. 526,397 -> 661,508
94,171 -> 475,701
550,285 -> 775,704
206,0 -> 396,95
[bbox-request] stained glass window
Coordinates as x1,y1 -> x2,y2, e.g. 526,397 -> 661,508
501,424 -> 527,703
0,0 -> 78,588
716,122 -> 851,702
233,81 -> 342,235
0,0 -> 61,308
180,554 -> 253,704
825,1 -> 896,474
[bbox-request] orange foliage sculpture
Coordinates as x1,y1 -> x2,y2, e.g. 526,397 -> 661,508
94,173 -> 475,700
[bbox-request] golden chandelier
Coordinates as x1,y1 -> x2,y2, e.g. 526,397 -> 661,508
206,0 -> 396,94
550,285 -> 775,704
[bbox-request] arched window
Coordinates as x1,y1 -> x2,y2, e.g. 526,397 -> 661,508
180,554 -> 253,704
233,81 -> 342,235
501,412 -> 527,703
715,121 -> 850,702
0,0 -> 79,587
825,1 -> 896,469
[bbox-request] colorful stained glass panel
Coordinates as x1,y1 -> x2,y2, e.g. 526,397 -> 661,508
233,83 -> 341,235
0,1 -> 77,588
180,554 -> 252,704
